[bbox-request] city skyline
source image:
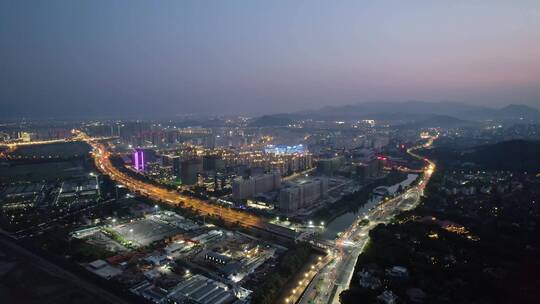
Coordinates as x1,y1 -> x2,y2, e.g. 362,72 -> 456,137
1,2 -> 540,304
2,1 -> 540,118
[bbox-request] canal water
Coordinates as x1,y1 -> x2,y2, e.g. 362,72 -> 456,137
322,174 -> 418,240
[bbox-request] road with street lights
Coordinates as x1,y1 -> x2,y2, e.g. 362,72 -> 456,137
89,141 -> 264,227
77,132 -> 300,241
296,135 -> 437,304
77,129 -> 436,304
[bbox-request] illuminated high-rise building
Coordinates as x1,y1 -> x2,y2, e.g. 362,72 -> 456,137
162,154 -> 181,179
133,148 -> 145,171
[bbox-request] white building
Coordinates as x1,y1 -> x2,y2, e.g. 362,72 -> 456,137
232,172 -> 281,200
279,178 -> 328,212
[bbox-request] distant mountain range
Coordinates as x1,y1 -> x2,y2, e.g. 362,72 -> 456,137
300,101 -> 540,121
249,101 -> 540,127
248,114 -> 294,127
394,114 -> 476,129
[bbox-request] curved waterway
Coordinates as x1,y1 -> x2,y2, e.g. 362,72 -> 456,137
322,174 -> 418,240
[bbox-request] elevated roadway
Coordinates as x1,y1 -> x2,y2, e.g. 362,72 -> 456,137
79,133 -> 296,239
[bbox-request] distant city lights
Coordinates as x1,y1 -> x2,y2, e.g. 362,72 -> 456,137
264,144 -> 306,155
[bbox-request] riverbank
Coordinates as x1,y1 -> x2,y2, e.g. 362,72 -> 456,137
321,173 -> 418,240
313,171 -> 411,225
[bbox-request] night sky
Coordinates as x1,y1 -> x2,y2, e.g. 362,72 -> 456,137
1,1 -> 540,118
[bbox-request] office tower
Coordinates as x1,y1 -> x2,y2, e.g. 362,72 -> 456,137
133,148 -> 145,171
181,159 -> 203,185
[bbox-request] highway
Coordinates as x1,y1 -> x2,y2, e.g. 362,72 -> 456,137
0,138 -> 74,149
0,134 -> 117,158
82,135 -> 268,230
297,135 -> 437,304
79,131 -> 436,304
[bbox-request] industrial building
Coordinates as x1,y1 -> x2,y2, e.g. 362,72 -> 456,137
167,274 -> 238,304
55,177 -> 100,207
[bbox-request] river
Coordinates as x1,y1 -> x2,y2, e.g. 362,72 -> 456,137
322,174 -> 418,240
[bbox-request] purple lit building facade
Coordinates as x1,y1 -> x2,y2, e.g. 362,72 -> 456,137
133,148 -> 145,171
